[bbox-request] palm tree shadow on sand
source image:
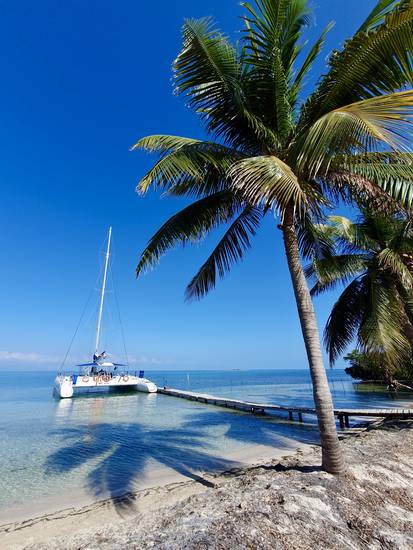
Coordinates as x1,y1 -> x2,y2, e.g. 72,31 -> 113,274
45,404 -> 320,514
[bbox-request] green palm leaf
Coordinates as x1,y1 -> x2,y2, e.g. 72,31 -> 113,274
174,18 -> 275,150
131,135 -> 200,155
357,0 -> 407,33
241,0 -> 296,141
359,275 -> 411,363
296,214 -> 334,260
329,153 -> 413,208
327,215 -> 379,252
377,247 -> 413,287
324,276 -> 369,364
136,191 -> 241,276
297,90 -> 413,178
301,1 -> 413,125
289,21 -> 334,107
228,155 -> 305,211
185,206 -> 262,300
134,138 -> 243,196
307,254 -> 369,296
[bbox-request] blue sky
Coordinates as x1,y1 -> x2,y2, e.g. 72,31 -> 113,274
0,0 -> 377,371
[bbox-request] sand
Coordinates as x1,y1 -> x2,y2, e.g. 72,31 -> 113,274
1,420 -> 412,549
0,440 -> 308,549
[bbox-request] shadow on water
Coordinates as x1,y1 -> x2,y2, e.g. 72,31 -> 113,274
180,408 -> 319,448
45,395 -> 320,514
45,421 -> 236,514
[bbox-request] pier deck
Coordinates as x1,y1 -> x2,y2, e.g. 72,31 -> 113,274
158,387 -> 413,429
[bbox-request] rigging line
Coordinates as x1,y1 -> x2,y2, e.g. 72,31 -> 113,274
60,262 -> 104,370
109,254 -> 130,368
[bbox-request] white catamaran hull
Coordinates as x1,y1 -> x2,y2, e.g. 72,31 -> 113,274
54,374 -> 157,398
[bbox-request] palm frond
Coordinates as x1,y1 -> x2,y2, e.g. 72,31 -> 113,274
136,191 -> 241,276
328,153 -> 413,209
297,90 -> 413,177
289,21 -> 334,107
357,0 -> 406,33
327,215 -> 379,252
377,247 -> 413,287
307,254 -> 368,296
359,275 -> 411,363
131,135 -> 200,156
185,206 -> 262,300
300,1 -> 413,125
324,277 -> 369,364
229,155 -> 305,212
296,214 -> 334,260
174,18 -> 273,151
135,139 -> 243,196
241,0 -> 311,141
397,283 -> 413,327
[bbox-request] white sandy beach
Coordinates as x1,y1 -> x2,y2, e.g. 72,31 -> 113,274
16,421 -> 413,549
0,438 -> 311,549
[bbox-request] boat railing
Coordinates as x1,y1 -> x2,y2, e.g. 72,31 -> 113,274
57,370 -> 143,380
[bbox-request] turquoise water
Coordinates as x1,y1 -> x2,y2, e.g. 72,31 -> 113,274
0,369 -> 411,512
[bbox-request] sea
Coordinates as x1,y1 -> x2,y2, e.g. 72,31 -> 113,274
0,368 -> 411,517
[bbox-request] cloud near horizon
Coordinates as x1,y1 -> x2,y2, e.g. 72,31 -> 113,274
0,350 -> 170,366
0,351 -> 61,363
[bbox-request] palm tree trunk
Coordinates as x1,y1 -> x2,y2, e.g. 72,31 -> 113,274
281,206 -> 345,475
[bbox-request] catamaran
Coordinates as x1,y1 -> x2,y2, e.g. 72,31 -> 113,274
54,227 -> 157,398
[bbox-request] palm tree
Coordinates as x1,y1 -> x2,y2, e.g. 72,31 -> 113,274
306,212 -> 413,384
132,0 -> 413,474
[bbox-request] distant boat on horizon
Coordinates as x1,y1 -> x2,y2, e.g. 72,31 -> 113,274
54,227 -> 157,398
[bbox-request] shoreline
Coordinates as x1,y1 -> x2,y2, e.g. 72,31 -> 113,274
0,419 -> 384,550
0,439 -> 313,549
20,419 -> 413,549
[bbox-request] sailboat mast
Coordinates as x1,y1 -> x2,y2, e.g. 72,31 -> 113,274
94,226 -> 112,355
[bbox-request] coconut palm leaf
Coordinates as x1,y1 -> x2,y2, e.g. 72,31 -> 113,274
241,0 -> 298,141
325,272 -> 410,365
297,90 -> 413,178
328,152 -> 413,210
297,90 -> 413,177
324,277 -> 369,364
228,155 -> 304,211
242,0 -> 311,77
307,254 -> 369,296
359,275 -> 411,363
356,0 -> 405,33
185,206 -> 262,301
134,139 -> 243,196
301,1 -> 413,125
174,18 -> 275,151
296,214 -> 334,260
328,161 -> 413,209
289,21 -> 334,108
377,247 -> 413,287
327,215 -> 380,252
131,135 -> 201,156
136,191 -> 241,276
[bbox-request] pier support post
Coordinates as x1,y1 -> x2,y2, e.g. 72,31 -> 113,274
298,412 -> 303,423
345,415 -> 350,428
338,414 -> 345,430
288,411 -> 293,421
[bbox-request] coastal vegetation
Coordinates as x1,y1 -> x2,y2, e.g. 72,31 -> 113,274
344,348 -> 413,385
133,0 -> 413,474
307,212 -> 413,388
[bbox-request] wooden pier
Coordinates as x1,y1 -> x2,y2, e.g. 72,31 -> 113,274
158,387 -> 413,429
